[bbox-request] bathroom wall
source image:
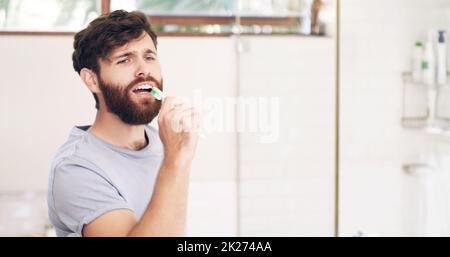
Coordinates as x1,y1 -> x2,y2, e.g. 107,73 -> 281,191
340,0 -> 450,236
238,36 -> 336,236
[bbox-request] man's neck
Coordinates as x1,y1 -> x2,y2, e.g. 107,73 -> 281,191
88,109 -> 148,151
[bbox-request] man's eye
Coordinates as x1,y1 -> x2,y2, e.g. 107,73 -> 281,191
117,58 -> 129,64
146,55 -> 155,61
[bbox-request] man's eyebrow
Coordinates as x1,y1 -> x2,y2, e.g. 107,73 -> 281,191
112,52 -> 134,60
144,49 -> 157,55
111,49 -> 157,60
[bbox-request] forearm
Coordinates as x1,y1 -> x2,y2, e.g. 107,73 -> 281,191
127,159 -> 191,236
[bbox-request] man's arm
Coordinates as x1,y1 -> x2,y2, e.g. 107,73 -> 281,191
83,97 -> 199,237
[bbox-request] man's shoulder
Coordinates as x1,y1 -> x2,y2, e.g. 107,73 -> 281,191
49,135 -> 109,196
51,124 -> 162,174
50,126 -> 99,173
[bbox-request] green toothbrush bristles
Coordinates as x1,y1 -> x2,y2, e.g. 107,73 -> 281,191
151,87 -> 164,100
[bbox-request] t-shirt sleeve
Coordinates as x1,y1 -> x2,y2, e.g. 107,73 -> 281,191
51,161 -> 132,236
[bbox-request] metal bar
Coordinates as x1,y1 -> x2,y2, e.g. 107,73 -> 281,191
334,0 -> 341,238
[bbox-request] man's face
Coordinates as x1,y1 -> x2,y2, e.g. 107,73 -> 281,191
97,32 -> 163,125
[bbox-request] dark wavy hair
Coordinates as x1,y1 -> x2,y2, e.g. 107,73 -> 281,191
72,10 -> 158,109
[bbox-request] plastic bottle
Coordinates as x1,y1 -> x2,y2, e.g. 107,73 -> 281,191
422,31 -> 437,120
422,31 -> 436,87
412,41 -> 423,83
437,30 -> 447,85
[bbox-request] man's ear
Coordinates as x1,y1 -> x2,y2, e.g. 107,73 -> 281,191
80,68 -> 101,94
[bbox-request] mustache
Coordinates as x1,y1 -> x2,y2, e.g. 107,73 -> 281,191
125,75 -> 163,92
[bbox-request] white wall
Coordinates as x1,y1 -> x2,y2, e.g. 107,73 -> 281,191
340,0 -> 450,236
0,36 -> 95,191
238,36 -> 336,236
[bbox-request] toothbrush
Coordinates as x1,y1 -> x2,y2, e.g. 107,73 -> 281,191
151,86 -> 165,101
151,87 -> 206,139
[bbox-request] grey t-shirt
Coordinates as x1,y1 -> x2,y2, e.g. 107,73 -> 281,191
47,125 -> 164,237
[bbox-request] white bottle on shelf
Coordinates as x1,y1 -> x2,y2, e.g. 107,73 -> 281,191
412,41 -> 423,83
422,30 -> 437,120
422,31 -> 436,87
437,30 -> 447,85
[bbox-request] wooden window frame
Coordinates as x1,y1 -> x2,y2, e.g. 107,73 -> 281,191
0,0 -> 314,37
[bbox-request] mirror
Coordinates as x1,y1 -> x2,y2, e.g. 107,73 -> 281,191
1,0 -> 450,237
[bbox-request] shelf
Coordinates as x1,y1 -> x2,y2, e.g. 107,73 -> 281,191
401,72 -> 450,135
402,117 -> 450,135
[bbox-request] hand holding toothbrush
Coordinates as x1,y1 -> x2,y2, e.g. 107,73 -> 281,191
152,87 -> 205,138
155,88 -> 201,165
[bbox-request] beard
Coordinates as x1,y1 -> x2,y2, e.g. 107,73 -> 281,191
98,75 -> 163,125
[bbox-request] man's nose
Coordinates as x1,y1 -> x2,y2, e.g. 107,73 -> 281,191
135,58 -> 152,78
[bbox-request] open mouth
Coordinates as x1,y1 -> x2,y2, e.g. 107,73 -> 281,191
132,84 -> 153,95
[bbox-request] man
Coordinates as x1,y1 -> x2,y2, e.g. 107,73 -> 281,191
47,10 -> 200,237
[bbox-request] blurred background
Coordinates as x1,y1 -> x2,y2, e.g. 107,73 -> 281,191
1,0 -> 450,237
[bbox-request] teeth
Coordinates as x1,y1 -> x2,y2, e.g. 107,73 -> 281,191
134,84 -> 152,91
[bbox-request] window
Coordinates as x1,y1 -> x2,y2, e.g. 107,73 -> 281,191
0,0 -> 332,36
0,0 -> 101,32
111,0 -> 234,16
110,0 -> 329,35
